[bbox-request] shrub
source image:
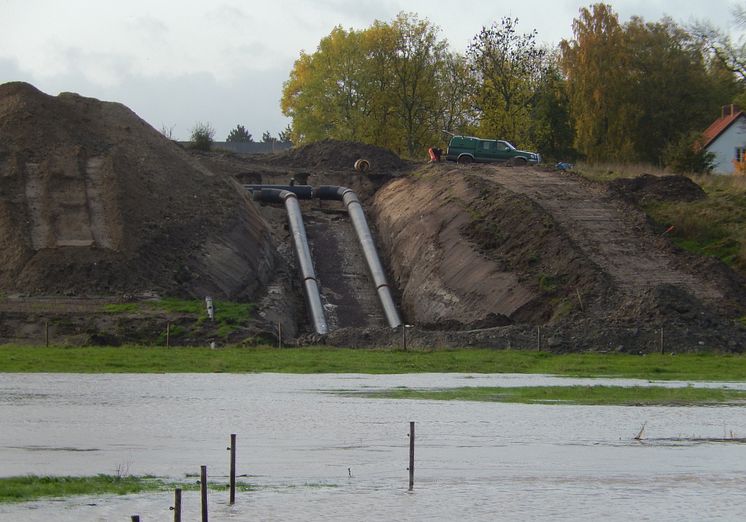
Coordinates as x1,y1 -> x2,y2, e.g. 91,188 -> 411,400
190,121 -> 215,151
662,132 -> 715,174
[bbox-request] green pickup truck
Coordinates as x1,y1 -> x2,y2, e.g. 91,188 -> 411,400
445,135 -> 541,165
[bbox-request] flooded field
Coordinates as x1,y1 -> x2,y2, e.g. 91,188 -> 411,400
1,373 -> 745,521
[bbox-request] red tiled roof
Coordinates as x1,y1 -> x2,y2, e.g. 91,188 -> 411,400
703,109 -> 745,148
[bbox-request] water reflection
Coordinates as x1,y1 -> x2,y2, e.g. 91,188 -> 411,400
1,373 -> 744,521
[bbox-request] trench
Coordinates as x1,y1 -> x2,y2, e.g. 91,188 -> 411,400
249,184 -> 399,334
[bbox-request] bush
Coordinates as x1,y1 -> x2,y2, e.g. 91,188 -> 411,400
190,121 -> 215,151
662,132 -> 715,174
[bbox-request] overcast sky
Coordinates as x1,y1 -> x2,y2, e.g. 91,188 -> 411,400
1,1 -> 742,141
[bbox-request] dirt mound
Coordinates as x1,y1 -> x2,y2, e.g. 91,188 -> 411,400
371,166 -> 610,327
607,174 -> 706,204
0,82 -> 275,298
270,139 -> 410,172
368,163 -> 746,351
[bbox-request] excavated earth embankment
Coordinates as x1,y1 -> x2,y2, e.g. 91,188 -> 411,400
0,82 -> 275,299
362,163 -> 746,352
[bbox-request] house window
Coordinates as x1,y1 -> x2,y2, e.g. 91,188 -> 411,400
736,147 -> 746,162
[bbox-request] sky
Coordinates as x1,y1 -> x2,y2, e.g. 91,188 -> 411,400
1,0 -> 742,141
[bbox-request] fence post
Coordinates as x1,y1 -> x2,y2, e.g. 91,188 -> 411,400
201,465 -> 208,522
408,421 -> 415,491
229,434 -> 236,505
171,488 -> 181,522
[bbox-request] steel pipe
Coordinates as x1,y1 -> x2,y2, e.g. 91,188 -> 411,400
253,188 -> 328,335
317,186 -> 402,328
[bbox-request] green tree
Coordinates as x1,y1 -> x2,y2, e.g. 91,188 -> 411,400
435,52 -> 477,138
281,26 -> 369,145
561,4 -> 727,163
278,125 -> 293,144
190,121 -> 215,151
662,131 -> 715,173
280,13 -> 450,158
467,17 -> 547,148
226,124 -> 253,143
261,130 -> 277,143
530,52 -> 575,160
561,4 -> 628,161
389,13 -> 448,156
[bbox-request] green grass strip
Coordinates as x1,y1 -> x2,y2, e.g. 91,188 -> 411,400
349,385 -> 746,406
1,346 -> 746,381
0,475 -> 167,503
0,475 -> 256,503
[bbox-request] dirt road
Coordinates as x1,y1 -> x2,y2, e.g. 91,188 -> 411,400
479,167 -> 723,302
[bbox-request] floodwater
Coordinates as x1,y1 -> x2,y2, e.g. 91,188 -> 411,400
1,373 -> 745,521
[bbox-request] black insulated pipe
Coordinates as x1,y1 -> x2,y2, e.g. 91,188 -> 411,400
245,184 -> 314,199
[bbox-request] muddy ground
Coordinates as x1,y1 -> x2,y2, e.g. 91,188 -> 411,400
1,83 -> 745,352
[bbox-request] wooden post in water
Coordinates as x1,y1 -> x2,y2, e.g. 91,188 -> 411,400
229,433 -> 236,505
408,421 -> 415,491
172,488 -> 182,522
201,465 -> 208,522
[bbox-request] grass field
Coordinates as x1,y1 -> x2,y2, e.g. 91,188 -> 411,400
346,385 -> 746,406
1,345 -> 745,381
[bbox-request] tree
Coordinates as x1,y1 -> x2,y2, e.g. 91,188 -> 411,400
662,131 -> 715,174
190,121 -> 215,151
561,4 -> 727,163
226,124 -> 253,143
278,125 -> 293,144
281,26 -> 370,145
561,4 -> 628,162
261,131 -> 277,143
530,52 -> 576,160
467,17 -> 547,148
280,13 -> 451,158
389,13 -> 448,156
623,17 -> 720,163
435,52 -> 478,137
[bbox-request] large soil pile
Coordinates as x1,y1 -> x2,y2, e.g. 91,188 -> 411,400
268,139 -> 410,172
0,82 -> 275,298
607,174 -> 706,205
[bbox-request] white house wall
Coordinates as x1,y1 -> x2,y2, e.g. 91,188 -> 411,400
707,116 -> 746,174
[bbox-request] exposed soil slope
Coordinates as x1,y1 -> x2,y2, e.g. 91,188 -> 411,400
372,165 -> 610,327
369,163 -> 746,351
0,82 -> 275,298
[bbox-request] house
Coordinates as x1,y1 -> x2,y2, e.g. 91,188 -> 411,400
702,104 -> 746,174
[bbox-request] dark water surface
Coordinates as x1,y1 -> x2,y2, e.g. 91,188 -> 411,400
1,373 -> 745,520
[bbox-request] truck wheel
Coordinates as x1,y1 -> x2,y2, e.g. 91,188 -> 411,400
514,157 -> 527,166
457,155 -> 473,165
